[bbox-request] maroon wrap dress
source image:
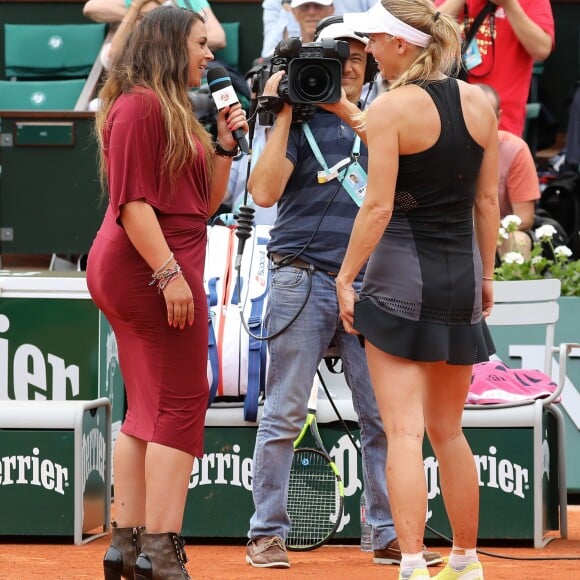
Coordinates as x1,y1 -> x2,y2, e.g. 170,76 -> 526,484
86,88 -> 209,457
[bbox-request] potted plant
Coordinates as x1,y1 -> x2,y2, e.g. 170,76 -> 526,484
494,215 -> 580,296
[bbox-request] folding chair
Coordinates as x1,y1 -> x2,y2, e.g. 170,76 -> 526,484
462,278 -> 579,547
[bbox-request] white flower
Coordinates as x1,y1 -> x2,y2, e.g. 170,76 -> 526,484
535,224 -> 557,241
504,252 -> 525,265
531,256 -> 544,265
501,215 -> 522,231
498,227 -> 509,240
554,245 -> 573,259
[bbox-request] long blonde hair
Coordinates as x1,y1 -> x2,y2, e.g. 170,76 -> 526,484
383,0 -> 462,90
95,6 -> 214,186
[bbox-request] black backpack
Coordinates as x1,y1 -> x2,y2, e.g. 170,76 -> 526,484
539,171 -> 580,259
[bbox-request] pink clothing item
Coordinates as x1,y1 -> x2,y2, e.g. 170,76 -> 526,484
467,359 -> 557,405
498,129 -> 540,218
436,0 -> 555,136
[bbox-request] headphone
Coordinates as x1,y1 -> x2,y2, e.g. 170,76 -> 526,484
314,15 -> 379,85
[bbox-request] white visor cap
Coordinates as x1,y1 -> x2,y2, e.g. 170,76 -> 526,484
343,3 -> 431,48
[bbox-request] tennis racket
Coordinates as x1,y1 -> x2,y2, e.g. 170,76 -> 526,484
286,374 -> 345,551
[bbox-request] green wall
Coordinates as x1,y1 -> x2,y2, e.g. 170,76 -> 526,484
212,1 -> 263,75
542,2 -> 580,132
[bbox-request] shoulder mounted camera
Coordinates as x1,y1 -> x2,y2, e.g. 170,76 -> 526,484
251,36 -> 349,125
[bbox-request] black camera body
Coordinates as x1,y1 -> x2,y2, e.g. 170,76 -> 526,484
254,37 -> 349,125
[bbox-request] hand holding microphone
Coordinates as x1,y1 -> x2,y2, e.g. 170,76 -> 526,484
206,66 -> 250,154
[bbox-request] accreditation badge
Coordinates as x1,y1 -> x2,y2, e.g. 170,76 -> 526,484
340,162 -> 367,207
463,38 -> 483,70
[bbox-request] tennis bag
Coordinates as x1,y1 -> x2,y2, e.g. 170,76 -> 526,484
204,224 -> 271,421
539,170 -> 580,259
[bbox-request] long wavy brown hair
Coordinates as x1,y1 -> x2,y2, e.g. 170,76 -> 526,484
95,6 -> 214,187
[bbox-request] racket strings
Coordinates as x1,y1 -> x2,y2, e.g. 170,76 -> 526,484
287,449 -> 341,549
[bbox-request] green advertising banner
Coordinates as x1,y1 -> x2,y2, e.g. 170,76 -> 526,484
97,312 -> 127,429
489,297 -> 580,492
0,274 -> 125,429
182,423 -> 364,540
0,399 -> 111,540
0,296 -> 99,400
82,403 -> 111,534
0,429 -> 75,535
424,421 -> 560,541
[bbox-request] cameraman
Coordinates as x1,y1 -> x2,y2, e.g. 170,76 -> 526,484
245,19 -> 442,569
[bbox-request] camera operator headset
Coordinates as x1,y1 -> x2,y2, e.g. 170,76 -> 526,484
316,15 -> 379,85
239,15 -> 378,341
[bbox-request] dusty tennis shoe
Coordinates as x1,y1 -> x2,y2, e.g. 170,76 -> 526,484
246,536 -> 290,568
433,562 -> 484,579
398,568 -> 431,580
374,539 -> 443,566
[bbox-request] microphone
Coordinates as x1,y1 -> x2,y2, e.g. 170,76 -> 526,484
206,66 -> 250,154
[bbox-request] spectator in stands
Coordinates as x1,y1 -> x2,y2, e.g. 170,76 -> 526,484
289,0 -> 335,43
479,83 -> 540,258
83,0 -> 226,50
261,0 -> 380,58
86,7 -> 247,579
98,0 -> 162,70
436,0 -> 555,137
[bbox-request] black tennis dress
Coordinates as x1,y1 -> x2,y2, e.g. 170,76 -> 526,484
354,78 -> 495,365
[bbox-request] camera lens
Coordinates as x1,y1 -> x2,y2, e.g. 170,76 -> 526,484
287,58 -> 342,104
295,64 -> 332,101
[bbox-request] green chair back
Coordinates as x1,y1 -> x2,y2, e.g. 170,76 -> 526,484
214,22 -> 240,69
4,23 -> 106,79
0,79 -> 86,110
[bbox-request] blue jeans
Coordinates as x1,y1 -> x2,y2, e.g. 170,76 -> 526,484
248,265 -> 395,549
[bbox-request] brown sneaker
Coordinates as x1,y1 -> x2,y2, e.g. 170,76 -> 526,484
246,536 -> 290,568
374,539 -> 443,567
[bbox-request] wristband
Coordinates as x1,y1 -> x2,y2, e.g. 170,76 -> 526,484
214,140 -> 240,158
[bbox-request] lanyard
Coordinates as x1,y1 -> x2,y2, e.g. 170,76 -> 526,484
302,122 -> 360,179
462,2 -> 496,78
302,122 -> 367,207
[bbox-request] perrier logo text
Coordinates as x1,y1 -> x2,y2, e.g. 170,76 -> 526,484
0,447 -> 69,495
425,445 -> 529,501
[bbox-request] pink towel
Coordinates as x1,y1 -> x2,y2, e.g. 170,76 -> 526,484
467,360 -> 558,405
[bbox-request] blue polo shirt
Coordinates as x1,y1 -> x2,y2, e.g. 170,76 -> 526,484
267,107 -> 368,279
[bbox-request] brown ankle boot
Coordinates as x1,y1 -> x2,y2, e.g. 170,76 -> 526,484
134,532 -> 190,579
103,521 -> 144,580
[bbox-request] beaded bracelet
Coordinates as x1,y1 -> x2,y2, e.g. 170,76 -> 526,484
482,276 -> 494,281
152,252 -> 174,277
157,268 -> 182,292
214,140 -> 239,158
149,262 -> 182,292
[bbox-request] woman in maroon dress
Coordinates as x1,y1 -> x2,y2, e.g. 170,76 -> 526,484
86,7 -> 247,579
